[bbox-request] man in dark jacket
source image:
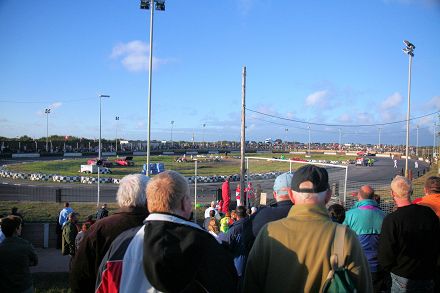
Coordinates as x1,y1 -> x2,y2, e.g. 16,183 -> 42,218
218,205 -> 248,279
142,171 -> 238,292
62,212 -> 78,256
95,203 -> 109,220
378,175 -> 440,292
70,174 -> 149,293
242,172 -> 294,255
0,215 -> 38,293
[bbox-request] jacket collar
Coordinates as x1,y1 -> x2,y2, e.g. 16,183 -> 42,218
353,199 -> 379,208
146,213 -> 204,231
288,204 -> 330,220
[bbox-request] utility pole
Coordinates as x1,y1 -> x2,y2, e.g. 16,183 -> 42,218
416,125 -> 419,157
240,66 -> 246,207
378,127 -> 382,151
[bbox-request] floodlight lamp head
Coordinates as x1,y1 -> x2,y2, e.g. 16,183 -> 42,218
403,40 -> 415,49
155,1 -> 165,11
140,0 -> 150,10
99,94 -> 110,98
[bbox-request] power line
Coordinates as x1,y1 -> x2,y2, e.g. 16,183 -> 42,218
0,97 -> 93,104
245,107 -> 440,127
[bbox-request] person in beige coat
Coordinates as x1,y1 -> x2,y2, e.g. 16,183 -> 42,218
243,164 -> 373,293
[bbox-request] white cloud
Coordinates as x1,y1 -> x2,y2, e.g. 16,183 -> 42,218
49,102 -> 62,109
110,40 -> 171,72
305,90 -> 328,107
381,92 -> 403,110
428,95 -> 440,110
337,113 -> 352,123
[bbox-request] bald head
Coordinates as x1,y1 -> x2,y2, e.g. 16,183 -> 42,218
358,185 -> 374,200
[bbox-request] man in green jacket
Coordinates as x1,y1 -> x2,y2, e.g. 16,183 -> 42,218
243,164 -> 373,293
62,212 -> 79,257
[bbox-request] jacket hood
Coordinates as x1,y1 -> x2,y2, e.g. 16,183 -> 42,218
143,213 -> 209,292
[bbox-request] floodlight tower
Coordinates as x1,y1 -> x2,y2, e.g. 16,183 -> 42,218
45,108 -> 51,152
98,94 -> 110,160
403,40 -> 415,178
140,0 -> 165,174
115,116 -> 119,152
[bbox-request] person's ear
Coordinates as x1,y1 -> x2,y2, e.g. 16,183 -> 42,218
287,189 -> 295,204
273,191 -> 277,200
325,189 -> 332,204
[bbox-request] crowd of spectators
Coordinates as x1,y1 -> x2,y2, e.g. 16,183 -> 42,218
1,165 -> 440,292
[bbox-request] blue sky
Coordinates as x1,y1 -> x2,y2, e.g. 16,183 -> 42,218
1,0 -> 439,145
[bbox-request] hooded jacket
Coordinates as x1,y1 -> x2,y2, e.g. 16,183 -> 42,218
143,213 -> 238,293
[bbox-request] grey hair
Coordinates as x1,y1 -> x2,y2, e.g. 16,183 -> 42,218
293,190 -> 327,202
116,174 -> 149,208
391,175 -> 413,198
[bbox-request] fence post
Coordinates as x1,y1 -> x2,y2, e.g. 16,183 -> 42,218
55,188 -> 61,203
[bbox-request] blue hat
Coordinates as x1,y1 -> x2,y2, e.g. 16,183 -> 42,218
273,172 -> 294,196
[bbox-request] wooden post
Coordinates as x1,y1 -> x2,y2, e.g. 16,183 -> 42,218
240,66 -> 246,207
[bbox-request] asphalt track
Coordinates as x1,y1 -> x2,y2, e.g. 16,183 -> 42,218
0,157 -> 430,205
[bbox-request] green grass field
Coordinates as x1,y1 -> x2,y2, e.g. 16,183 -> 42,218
3,153 -> 351,179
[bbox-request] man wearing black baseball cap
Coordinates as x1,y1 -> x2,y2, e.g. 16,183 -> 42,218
243,164 -> 372,292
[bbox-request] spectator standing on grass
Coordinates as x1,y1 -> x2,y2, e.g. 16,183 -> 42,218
0,215 -> 38,293
62,212 -> 79,259
75,223 -> 90,252
222,176 -> 231,213
70,174 -> 149,293
343,185 -> 386,292
243,165 -> 372,292
96,203 -> 109,220
58,202 -> 74,227
254,184 -> 262,207
378,175 -> 440,292
84,214 -> 95,227
10,207 -> 24,222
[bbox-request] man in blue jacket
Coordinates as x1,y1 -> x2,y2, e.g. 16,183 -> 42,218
343,185 -> 386,292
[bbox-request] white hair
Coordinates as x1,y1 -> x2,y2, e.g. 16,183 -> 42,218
293,190 -> 327,202
116,174 -> 149,208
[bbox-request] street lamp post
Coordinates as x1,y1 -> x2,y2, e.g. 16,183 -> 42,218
202,123 -> 206,148
308,125 -> 311,156
416,125 -> 419,157
338,128 -> 342,150
403,40 -> 415,178
98,95 -> 110,160
45,109 -> 51,152
115,116 -> 119,153
140,0 -> 165,174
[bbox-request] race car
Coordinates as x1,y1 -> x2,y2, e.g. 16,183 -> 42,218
114,156 -> 135,166
87,158 -> 113,167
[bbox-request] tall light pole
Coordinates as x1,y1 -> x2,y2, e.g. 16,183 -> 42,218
170,120 -> 174,147
140,0 -> 165,174
403,40 -> 415,177
98,94 -> 110,159
45,108 -> 51,152
115,116 -> 119,152
433,122 -> 436,158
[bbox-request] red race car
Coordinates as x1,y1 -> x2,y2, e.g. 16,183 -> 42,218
114,156 -> 134,166
87,158 -> 113,167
